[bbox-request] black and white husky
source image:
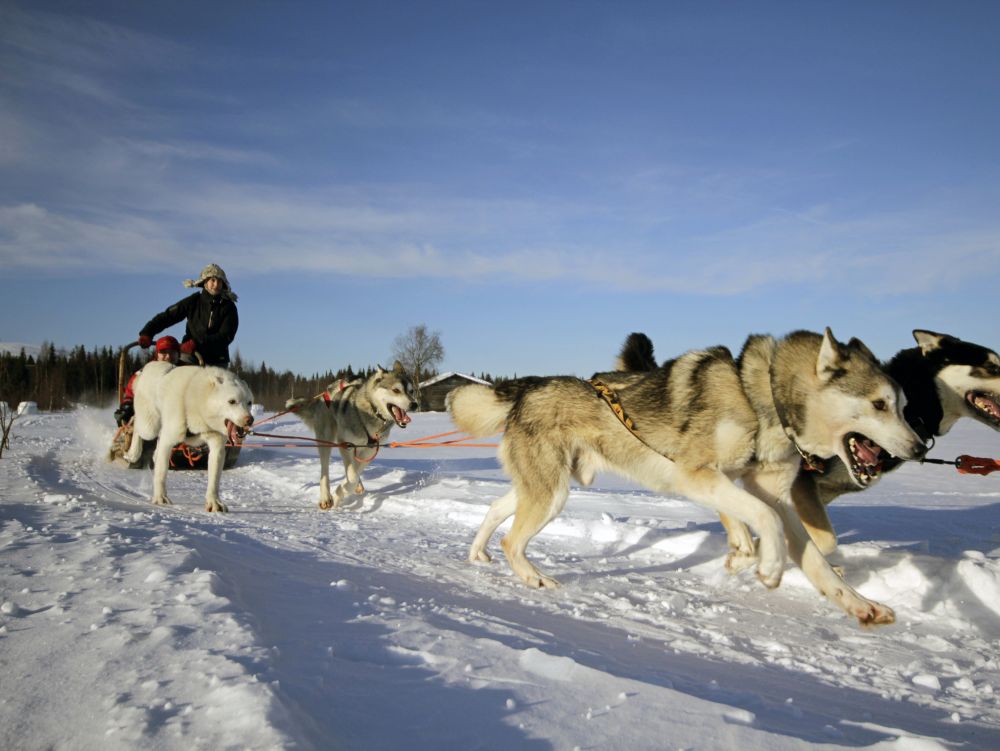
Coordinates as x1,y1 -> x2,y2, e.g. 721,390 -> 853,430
790,330 -> 1000,553
617,329 -> 1000,557
287,362 -> 419,509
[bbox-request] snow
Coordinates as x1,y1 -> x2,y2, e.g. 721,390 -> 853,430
1,407 -> 999,750
15,401 -> 38,416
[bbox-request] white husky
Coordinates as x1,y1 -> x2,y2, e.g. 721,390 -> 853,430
124,362 -> 254,512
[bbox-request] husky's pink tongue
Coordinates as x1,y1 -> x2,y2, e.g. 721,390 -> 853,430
391,406 -> 411,426
855,438 -> 880,465
226,420 -> 244,444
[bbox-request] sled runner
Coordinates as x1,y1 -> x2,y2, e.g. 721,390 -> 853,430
109,422 -> 242,470
108,341 -> 242,471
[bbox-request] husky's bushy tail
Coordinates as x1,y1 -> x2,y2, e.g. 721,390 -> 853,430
448,377 -> 554,437
286,396 -> 320,430
447,384 -> 511,437
615,332 -> 657,372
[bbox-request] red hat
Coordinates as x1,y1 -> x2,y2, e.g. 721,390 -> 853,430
156,336 -> 180,353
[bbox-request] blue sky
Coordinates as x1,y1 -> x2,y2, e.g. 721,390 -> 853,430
2,1 -> 999,378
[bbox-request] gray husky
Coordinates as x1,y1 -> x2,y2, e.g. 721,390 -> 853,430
448,329 -> 926,626
618,329 -> 1000,557
287,362 -> 418,509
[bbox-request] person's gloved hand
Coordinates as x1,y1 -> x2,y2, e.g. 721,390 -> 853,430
138,335 -> 152,348
180,340 -> 197,355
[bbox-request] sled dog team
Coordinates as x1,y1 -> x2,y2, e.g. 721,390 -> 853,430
123,328 -> 1000,626
124,361 -> 417,513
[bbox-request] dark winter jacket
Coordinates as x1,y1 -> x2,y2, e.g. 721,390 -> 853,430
140,290 -> 238,366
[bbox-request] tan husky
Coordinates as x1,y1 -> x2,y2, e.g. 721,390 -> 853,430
448,330 -> 926,626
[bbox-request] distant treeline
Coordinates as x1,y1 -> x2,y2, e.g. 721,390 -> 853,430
1,343 -> 128,411
0,344 -> 506,412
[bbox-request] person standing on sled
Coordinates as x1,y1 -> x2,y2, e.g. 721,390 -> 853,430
137,263 -> 239,368
115,336 -> 180,426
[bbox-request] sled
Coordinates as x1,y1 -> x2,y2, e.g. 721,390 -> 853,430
108,341 -> 242,471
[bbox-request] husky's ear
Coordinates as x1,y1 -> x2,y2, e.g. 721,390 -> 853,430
817,327 -> 846,381
913,329 -> 948,355
392,360 -> 406,374
846,337 -> 877,362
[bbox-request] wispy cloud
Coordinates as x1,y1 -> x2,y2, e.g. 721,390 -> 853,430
4,175 -> 999,300
1,5 -> 185,81
113,138 -> 279,167
0,202 -> 183,273
3,5 -> 999,303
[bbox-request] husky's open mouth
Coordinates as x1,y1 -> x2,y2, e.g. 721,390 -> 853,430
226,419 -> 249,444
845,432 -> 884,486
389,405 -> 412,428
967,391 -> 1000,426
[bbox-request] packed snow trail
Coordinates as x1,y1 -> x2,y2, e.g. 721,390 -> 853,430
2,408 -> 999,749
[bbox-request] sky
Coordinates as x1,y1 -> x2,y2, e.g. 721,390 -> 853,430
2,0 -> 999,379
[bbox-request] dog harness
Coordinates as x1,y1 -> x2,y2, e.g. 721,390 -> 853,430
322,379 -> 356,407
587,379 -> 637,434
586,378 -> 683,463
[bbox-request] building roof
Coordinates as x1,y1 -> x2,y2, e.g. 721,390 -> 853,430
418,372 -> 490,388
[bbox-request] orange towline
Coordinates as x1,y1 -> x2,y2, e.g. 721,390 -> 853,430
387,430 -> 499,449
243,429 -> 500,451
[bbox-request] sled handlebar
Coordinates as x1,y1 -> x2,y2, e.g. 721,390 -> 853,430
117,341 -> 141,404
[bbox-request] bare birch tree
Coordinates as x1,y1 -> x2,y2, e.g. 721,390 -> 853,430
391,324 -> 445,388
0,402 -> 15,459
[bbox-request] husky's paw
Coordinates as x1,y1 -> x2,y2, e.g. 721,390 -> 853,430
318,497 -> 339,511
206,499 -> 229,513
853,600 -> 895,627
756,561 -> 784,589
152,496 -> 172,506
526,573 -> 560,589
354,482 -> 365,495
468,548 -> 492,564
725,549 -> 758,574
755,535 -> 786,588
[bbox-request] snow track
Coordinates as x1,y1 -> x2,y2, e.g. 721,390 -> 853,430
2,408 -> 1000,749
